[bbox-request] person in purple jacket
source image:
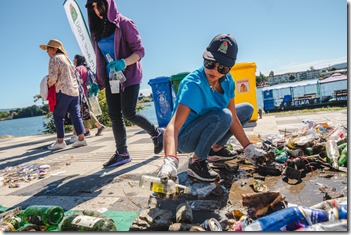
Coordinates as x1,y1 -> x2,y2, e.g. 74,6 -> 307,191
86,0 -> 164,168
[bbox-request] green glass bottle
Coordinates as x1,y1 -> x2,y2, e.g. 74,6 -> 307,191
338,143 -> 347,153
21,205 -> 64,226
338,146 -> 347,166
60,214 -> 117,231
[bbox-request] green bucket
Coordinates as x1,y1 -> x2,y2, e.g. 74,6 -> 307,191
170,72 -> 189,95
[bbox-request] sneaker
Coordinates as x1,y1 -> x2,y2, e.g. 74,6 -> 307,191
208,147 -> 237,162
103,151 -> 132,168
95,125 -> 106,136
187,159 -> 219,182
84,131 -> 91,137
70,135 -> 78,143
48,141 -> 67,150
72,139 -> 87,148
151,128 -> 164,154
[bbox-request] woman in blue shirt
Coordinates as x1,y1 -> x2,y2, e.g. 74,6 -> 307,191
158,34 -> 266,182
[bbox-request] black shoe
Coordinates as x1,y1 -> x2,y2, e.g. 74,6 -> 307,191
152,128 -> 164,154
95,125 -> 106,136
208,147 -> 237,162
84,131 -> 91,137
187,159 -> 219,182
103,151 -> 132,168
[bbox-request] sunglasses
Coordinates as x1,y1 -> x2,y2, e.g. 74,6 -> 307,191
203,59 -> 231,74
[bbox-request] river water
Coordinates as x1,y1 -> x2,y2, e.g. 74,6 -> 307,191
0,104 -> 157,137
0,79 -> 346,137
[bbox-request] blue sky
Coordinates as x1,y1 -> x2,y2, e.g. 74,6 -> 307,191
0,0 -> 347,109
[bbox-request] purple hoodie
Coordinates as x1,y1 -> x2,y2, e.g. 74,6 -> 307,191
89,0 -> 145,90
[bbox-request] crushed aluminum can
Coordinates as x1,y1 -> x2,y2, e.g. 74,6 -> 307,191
200,218 -> 222,231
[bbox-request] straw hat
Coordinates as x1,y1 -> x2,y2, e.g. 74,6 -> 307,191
39,39 -> 68,57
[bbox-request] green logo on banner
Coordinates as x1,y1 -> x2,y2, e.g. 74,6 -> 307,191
70,4 -> 78,22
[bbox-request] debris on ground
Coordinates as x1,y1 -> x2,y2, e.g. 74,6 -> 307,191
0,121 -> 347,231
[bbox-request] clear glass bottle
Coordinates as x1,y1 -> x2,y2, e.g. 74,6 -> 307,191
20,205 -> 64,226
325,139 -> 340,169
139,175 -> 191,196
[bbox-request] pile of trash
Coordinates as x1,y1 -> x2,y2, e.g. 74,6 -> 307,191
1,120 -> 347,231
129,195 -> 347,231
0,163 -> 51,188
0,205 -> 118,232
227,120 -> 347,185
130,120 -> 347,231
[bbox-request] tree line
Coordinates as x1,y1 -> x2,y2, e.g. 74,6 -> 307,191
0,105 -> 48,120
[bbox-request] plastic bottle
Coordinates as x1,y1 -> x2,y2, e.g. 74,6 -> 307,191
328,204 -> 347,221
59,214 -> 117,231
325,139 -> 340,169
243,206 -> 329,231
106,53 -> 126,83
88,95 -> 102,116
328,126 -> 347,142
139,175 -> 191,196
20,205 -> 64,226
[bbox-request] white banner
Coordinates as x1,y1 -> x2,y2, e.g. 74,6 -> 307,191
63,0 -> 96,72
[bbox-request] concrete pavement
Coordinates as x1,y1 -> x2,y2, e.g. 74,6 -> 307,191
0,109 -> 347,213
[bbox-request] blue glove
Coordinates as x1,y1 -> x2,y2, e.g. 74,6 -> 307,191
107,59 -> 126,72
89,82 -> 100,97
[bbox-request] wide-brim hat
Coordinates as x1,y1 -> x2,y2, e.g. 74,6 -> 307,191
203,34 -> 238,67
40,39 -> 68,57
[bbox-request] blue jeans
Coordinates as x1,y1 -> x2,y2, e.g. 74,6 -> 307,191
105,83 -> 158,153
54,92 -> 85,138
177,102 -> 254,160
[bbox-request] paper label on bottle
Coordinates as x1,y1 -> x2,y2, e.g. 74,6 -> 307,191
72,215 -> 102,228
151,182 -> 165,193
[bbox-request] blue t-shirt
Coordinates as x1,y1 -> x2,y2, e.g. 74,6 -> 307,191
97,33 -> 115,74
173,66 -> 235,132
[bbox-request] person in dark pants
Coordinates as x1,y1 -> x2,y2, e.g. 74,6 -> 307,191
86,0 -> 163,168
69,54 -> 106,143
